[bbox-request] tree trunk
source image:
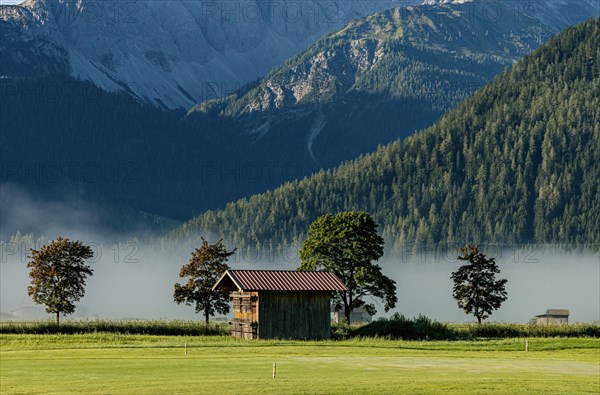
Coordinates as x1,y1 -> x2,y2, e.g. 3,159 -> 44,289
344,304 -> 351,324
205,311 -> 210,326
477,316 -> 482,324
56,311 -> 60,326
345,290 -> 352,324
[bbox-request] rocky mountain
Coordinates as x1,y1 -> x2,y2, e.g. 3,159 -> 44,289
0,0 -> 405,109
1,0 -> 598,233
188,0 -> 599,166
164,17 -> 600,254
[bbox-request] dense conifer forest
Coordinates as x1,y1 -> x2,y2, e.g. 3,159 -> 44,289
164,18 -> 600,255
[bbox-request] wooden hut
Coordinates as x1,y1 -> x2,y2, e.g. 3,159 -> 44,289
212,270 -> 347,339
532,309 -> 570,325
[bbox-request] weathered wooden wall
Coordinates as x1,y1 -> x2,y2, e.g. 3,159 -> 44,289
230,291 -> 258,339
535,315 -> 569,325
258,291 -> 331,340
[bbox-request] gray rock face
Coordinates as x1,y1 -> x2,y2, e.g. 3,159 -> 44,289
188,0 -> 599,164
1,0 -> 408,108
199,0 -> 599,116
421,0 -> 599,31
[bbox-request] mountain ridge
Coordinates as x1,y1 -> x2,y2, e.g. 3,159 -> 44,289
1,0 -> 598,231
163,17 -> 600,254
0,0 -> 407,109
186,0 -> 598,166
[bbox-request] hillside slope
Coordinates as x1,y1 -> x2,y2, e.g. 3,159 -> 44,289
165,18 -> 600,254
188,0 -> 599,166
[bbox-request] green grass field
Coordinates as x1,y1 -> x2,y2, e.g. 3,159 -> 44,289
1,335 -> 599,394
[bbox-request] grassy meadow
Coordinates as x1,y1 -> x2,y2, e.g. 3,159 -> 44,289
1,333 -> 599,394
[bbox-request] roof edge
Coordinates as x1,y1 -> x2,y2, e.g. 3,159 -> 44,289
213,269 -> 348,292
212,270 -> 243,291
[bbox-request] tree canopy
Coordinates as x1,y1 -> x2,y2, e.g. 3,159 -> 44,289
299,212 -> 397,323
27,237 -> 94,324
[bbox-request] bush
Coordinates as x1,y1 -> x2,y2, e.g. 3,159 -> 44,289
0,320 -> 230,336
331,321 -> 366,339
342,314 -> 600,340
351,314 -> 456,340
451,322 -> 600,339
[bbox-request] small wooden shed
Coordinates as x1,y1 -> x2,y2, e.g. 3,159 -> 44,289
212,270 -> 347,339
533,309 -> 570,325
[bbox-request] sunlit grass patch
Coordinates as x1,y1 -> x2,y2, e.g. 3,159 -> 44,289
1,335 -> 598,394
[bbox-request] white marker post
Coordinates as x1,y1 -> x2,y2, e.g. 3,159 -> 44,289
273,362 -> 277,379
525,340 -> 529,352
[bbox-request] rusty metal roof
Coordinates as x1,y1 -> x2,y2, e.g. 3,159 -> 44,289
213,270 -> 348,292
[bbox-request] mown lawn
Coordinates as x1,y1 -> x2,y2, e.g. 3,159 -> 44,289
1,335 -> 598,394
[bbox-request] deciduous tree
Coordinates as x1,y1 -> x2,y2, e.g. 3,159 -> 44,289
174,239 -> 235,325
299,212 -> 397,323
27,237 -> 94,325
451,245 -> 508,324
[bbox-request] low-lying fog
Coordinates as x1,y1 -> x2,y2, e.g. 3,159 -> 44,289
383,251 -> 599,323
2,241 -> 598,323
1,183 -> 598,323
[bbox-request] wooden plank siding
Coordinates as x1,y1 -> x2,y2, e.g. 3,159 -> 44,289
214,270 -> 347,340
230,291 -> 258,339
258,291 -> 332,339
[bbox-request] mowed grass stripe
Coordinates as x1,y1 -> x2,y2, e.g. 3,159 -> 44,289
1,336 -> 598,394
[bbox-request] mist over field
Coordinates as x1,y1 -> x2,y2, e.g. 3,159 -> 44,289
382,252 -> 600,323
0,183 -> 107,242
1,182 -> 598,322
2,232 -> 598,323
